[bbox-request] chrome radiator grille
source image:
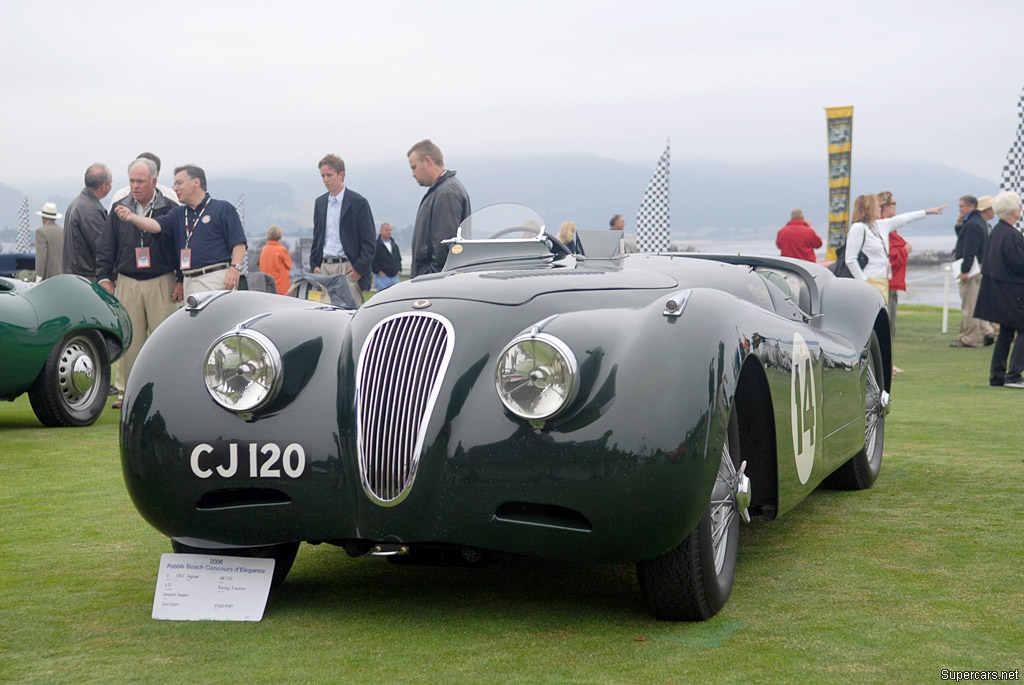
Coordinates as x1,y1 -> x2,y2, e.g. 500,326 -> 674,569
356,312 -> 454,505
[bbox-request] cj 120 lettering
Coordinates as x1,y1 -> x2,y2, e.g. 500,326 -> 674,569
184,441 -> 310,480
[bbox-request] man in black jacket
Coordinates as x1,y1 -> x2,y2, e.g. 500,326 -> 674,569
371,223 -> 402,291
63,163 -> 112,279
408,140 -> 471,277
951,195 -> 997,347
96,158 -> 178,407
310,154 -> 377,305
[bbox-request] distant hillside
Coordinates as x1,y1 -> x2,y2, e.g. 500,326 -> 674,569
2,155 -> 999,250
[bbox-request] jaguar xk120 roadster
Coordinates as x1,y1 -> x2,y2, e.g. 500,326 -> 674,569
121,204 -> 889,620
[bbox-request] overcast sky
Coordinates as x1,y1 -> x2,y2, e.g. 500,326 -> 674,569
2,0 -> 1022,187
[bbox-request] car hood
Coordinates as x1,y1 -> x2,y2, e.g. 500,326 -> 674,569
364,263 -> 678,306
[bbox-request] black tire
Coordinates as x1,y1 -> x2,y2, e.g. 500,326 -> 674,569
636,409 -> 743,621
824,332 -> 885,490
171,540 -> 300,590
27,330 -> 110,427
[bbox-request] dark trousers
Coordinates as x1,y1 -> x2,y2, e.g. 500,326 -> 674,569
989,325 -> 1024,385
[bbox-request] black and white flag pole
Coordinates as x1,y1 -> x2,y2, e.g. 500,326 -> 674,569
1001,86 -> 1024,197
16,197 -> 32,254
235,194 -> 246,230
635,140 -> 670,253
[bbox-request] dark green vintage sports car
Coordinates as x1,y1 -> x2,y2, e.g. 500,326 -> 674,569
2,274 -> 131,426
121,204 -> 890,621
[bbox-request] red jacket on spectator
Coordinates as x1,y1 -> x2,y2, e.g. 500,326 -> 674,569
889,230 -> 908,291
776,219 -> 822,262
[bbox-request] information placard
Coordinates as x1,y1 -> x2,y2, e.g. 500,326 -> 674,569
152,553 -> 274,621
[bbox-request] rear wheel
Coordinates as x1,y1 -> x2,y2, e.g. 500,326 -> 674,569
27,330 -> 110,427
636,409 -> 749,621
824,332 -> 886,490
171,540 -> 300,590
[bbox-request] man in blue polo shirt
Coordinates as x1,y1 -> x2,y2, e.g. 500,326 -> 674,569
115,164 -> 246,298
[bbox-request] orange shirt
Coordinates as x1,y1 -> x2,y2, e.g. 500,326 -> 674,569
259,240 -> 293,295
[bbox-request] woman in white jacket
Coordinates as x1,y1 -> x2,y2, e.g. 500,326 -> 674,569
845,194 -> 945,304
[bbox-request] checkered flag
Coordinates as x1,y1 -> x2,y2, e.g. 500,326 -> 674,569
235,194 -> 246,230
16,197 -> 32,253
1000,86 -> 1024,196
635,141 -> 670,252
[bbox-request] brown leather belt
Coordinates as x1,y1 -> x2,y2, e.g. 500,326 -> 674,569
182,262 -> 229,276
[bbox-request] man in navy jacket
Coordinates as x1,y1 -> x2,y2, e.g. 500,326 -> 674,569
310,154 -> 377,305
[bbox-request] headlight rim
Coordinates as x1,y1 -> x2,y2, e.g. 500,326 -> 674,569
495,331 -> 579,421
204,328 -> 283,413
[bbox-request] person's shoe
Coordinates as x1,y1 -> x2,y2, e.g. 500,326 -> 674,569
990,382 -> 1004,387
112,400 -> 123,409
108,385 -> 119,395
1003,381 -> 1024,388
984,335 -> 995,346
893,366 -> 905,375
949,341 -> 976,348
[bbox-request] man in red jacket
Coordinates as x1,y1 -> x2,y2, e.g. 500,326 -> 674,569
776,209 -> 822,262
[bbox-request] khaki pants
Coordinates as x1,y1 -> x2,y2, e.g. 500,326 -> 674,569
319,259 -> 364,305
866,277 -> 889,305
958,274 -> 997,346
183,265 -> 231,298
114,272 -> 177,394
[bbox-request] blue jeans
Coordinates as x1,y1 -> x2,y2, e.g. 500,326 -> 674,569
375,273 -> 400,291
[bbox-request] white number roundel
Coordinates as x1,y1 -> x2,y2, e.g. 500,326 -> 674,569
790,333 -> 817,484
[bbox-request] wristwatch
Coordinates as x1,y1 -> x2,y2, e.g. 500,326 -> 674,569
230,263 -> 243,271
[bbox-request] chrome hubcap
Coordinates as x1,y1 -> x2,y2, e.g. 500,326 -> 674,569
710,440 -> 751,575
865,355 -> 885,465
58,336 -> 100,409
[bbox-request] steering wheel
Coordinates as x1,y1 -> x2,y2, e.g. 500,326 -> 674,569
486,226 -> 572,257
488,226 -> 540,239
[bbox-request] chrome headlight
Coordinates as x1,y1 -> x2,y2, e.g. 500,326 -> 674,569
495,332 -> 578,420
204,329 -> 282,412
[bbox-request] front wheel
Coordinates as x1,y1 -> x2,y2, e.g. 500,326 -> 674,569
636,408 -> 749,621
27,330 -> 110,427
170,540 -> 300,590
824,332 -> 886,490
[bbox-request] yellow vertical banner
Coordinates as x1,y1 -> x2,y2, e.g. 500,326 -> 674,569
825,106 -> 853,261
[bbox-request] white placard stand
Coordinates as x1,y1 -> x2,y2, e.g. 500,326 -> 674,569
152,553 -> 275,621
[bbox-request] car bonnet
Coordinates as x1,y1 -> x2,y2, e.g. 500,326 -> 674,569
365,265 -> 678,306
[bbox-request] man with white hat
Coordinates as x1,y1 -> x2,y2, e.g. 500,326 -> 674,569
34,202 -> 64,281
951,194 -> 998,347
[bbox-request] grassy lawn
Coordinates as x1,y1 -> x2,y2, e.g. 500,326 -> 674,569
1,305 -> 1021,683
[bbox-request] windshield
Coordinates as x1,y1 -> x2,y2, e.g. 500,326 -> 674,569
456,203 -> 546,241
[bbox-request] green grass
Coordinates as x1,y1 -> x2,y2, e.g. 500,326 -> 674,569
2,305 -> 1021,683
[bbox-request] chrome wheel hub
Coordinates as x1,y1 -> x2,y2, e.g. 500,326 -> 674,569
710,440 -> 752,575
864,357 -> 887,464
58,336 -> 100,409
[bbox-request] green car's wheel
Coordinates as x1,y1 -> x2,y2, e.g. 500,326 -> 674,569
824,332 -> 886,490
27,330 -> 110,427
170,540 -> 300,590
636,408 -> 749,621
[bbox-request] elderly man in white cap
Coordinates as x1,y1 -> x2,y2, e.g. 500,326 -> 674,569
33,202 -> 64,281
